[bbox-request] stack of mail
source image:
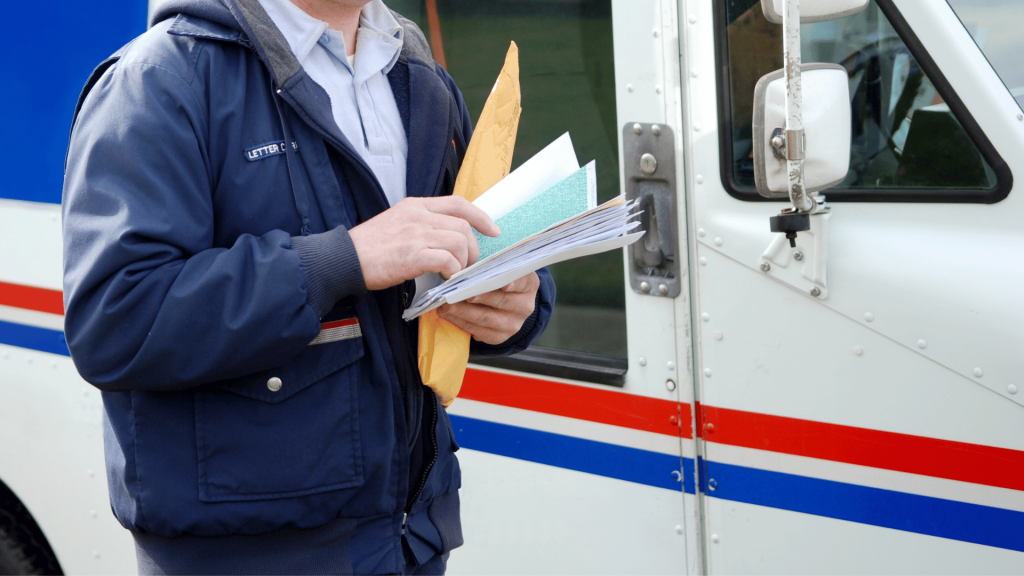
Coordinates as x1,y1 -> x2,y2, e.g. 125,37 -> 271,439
404,133 -> 644,320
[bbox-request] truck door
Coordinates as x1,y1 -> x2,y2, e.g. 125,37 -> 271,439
685,0 -> 1024,572
389,0 -> 702,573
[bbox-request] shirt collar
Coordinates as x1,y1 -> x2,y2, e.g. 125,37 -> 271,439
256,0 -> 404,80
354,0 -> 404,79
256,0 -> 328,64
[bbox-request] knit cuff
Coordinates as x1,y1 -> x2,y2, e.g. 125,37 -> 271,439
290,226 -> 366,318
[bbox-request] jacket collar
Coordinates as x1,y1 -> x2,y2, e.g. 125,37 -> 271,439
158,0 -> 453,215
256,0 -> 403,82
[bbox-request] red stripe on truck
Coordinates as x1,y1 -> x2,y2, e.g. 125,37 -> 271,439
0,281 -> 64,315
698,404 -> 1024,492
462,368 -> 691,438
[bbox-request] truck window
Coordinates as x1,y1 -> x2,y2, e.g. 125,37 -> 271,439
947,0 -> 1024,112
717,0 -> 1006,202
390,0 -> 626,379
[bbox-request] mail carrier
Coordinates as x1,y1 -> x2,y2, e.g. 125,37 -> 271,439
1,0 -> 1022,573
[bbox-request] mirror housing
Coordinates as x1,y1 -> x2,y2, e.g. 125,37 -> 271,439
760,0 -> 868,24
752,64 -> 851,199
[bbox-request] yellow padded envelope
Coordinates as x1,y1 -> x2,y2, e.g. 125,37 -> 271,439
418,42 -> 522,407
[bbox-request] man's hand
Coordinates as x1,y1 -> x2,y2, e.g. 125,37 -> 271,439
437,273 -> 540,345
349,196 -> 501,290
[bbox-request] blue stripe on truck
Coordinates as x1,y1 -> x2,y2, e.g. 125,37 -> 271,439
0,320 -> 70,356
449,414 -> 1024,553
705,460 -> 1024,553
449,414 -> 694,493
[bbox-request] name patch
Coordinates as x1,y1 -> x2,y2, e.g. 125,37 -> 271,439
245,140 -> 299,162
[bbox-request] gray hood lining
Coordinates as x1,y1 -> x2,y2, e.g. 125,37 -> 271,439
230,0 -> 302,85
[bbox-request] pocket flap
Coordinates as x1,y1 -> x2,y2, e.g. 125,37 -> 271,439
213,328 -> 364,404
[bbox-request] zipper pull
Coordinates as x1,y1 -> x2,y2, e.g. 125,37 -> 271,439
401,512 -> 408,535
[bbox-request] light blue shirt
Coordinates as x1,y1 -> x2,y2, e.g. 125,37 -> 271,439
257,0 -> 409,206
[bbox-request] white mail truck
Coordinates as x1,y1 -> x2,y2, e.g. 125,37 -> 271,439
1,0 -> 1021,573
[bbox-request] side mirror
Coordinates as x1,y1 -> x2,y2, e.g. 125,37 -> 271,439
760,0 -> 868,24
752,64 -> 851,199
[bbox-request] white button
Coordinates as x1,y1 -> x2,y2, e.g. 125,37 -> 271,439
267,377 -> 283,392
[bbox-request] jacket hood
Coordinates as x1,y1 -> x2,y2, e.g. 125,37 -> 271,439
151,0 -> 238,30
152,0 -> 303,89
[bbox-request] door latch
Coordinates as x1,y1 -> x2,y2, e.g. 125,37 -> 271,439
624,122 -> 680,297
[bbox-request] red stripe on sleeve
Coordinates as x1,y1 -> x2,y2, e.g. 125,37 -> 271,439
321,318 -> 359,330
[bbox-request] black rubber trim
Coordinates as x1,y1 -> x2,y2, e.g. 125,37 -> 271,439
470,347 -> 627,388
714,0 -> 1012,204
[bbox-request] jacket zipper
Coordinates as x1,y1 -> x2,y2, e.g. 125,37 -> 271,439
403,124 -> 456,516
276,48 -> 454,520
404,119 -> 454,515
274,91 -> 390,210
405,396 -> 440,514
430,128 -> 455,198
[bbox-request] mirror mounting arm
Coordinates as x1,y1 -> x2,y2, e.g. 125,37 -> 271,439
782,0 -> 816,215
756,0 -> 857,265
770,127 -> 807,161
784,129 -> 805,161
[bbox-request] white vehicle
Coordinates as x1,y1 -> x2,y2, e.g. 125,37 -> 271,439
1,0 -> 1021,573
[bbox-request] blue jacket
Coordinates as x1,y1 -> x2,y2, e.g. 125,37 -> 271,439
61,0 -> 554,571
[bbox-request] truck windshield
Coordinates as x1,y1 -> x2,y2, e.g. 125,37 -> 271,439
947,0 -> 1024,111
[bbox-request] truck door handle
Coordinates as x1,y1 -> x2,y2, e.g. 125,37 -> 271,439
634,193 -> 665,268
623,122 -> 680,297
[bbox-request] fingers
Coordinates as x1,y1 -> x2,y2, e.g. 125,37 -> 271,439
426,229 -> 471,270
438,302 -> 522,345
465,290 -> 535,318
462,272 -> 539,315
350,196 -> 504,291
441,296 -> 534,331
419,248 -> 463,280
418,196 -> 502,238
465,290 -> 513,312
407,208 -> 481,265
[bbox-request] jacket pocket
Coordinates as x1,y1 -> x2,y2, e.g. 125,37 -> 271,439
195,335 -> 365,502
